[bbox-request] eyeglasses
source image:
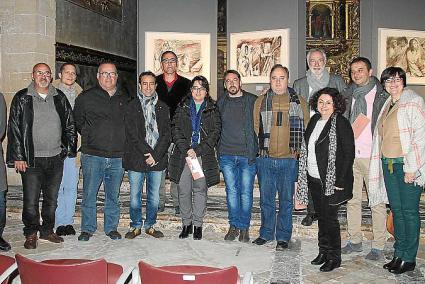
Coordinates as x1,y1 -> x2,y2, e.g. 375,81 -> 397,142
318,101 -> 334,106
99,72 -> 117,78
384,77 -> 403,84
161,58 -> 177,64
191,87 -> 207,93
34,71 -> 52,77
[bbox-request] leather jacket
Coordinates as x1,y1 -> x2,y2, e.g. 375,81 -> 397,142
6,85 -> 77,168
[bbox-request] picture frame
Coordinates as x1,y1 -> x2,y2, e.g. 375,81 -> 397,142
66,0 -> 123,22
229,29 -> 289,84
378,28 -> 425,85
145,32 -> 211,81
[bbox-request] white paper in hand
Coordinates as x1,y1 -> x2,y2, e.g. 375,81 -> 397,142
185,156 -> 205,180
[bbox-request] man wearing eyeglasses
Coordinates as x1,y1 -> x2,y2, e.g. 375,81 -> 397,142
74,62 -> 130,241
341,57 -> 389,260
156,51 -> 191,215
293,48 -> 346,226
7,63 -> 76,249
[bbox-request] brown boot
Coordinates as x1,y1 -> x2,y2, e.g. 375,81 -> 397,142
40,232 -> 64,243
24,233 -> 38,249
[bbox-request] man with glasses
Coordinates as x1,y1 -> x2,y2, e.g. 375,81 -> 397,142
341,57 -> 388,260
293,48 -> 346,226
7,63 -> 76,249
52,63 -> 82,237
156,51 -> 191,215
74,62 -> 130,241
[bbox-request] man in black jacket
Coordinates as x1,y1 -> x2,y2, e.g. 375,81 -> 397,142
156,51 -> 191,215
74,62 -> 129,241
7,63 -> 77,249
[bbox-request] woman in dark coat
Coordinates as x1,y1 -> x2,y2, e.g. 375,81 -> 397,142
297,87 -> 355,272
169,75 -> 221,240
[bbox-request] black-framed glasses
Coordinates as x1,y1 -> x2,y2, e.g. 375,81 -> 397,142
384,77 -> 403,84
191,87 -> 206,93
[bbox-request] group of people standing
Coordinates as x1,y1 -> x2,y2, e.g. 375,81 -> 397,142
0,48 -> 423,276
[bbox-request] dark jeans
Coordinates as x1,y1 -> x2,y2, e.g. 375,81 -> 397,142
21,155 -> 64,236
308,175 -> 341,261
0,191 -> 6,236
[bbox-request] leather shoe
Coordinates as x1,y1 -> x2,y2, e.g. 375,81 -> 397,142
276,241 -> 289,251
179,224 -> 193,239
193,226 -> 202,240
252,237 -> 268,245
56,226 -> 67,236
78,232 -> 92,241
24,233 -> 38,249
383,257 -> 402,270
301,214 -> 318,226
238,229 -> 250,243
389,261 -> 415,274
40,232 -> 64,243
320,259 -> 341,272
65,225 -> 76,235
106,230 -> 122,240
0,236 -> 11,251
311,253 -> 327,265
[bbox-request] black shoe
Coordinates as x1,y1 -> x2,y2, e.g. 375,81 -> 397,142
179,224 -> 193,239
383,257 -> 402,270
276,241 -> 289,251
0,236 -> 11,251
320,259 -> 341,272
390,261 -> 415,274
301,214 -> 318,226
106,230 -> 122,240
311,253 -> 327,265
78,232 -> 92,241
65,225 -> 76,235
224,226 -> 239,241
239,229 -> 250,243
252,237 -> 268,245
193,226 -> 202,240
56,226 -> 67,236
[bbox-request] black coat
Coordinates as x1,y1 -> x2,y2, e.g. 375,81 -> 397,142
304,113 -> 355,205
123,98 -> 171,172
6,88 -> 77,167
169,96 -> 221,187
156,74 -> 191,120
74,84 -> 131,158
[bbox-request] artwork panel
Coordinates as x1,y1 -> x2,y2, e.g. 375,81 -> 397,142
66,0 -> 123,22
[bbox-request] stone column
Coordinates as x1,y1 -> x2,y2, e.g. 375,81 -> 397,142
0,0 -> 56,185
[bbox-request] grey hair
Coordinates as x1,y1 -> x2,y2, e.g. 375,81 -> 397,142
306,48 -> 327,64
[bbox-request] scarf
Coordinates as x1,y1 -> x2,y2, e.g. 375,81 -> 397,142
297,114 -> 338,205
58,83 -> 78,108
259,88 -> 304,156
190,99 -> 206,148
349,78 -> 376,124
138,90 -> 159,149
306,69 -> 330,95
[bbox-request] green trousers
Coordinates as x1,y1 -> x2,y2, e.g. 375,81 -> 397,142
382,160 -> 422,262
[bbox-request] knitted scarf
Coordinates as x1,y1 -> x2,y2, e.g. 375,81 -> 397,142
349,79 -> 376,124
190,99 -> 206,148
259,88 -> 304,155
138,90 -> 159,149
297,114 -> 338,205
306,69 -> 330,95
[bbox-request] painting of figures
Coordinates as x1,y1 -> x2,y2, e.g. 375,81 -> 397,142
66,0 -> 122,22
145,32 -> 211,80
379,28 -> 425,85
230,29 -> 289,83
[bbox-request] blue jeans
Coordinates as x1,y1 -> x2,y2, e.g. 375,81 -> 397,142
219,155 -> 256,230
80,154 -> 124,234
55,157 -> 80,227
256,157 -> 298,241
128,170 -> 163,229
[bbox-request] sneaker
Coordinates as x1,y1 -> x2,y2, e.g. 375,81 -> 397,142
224,226 -> 239,241
365,248 -> 383,260
106,230 -> 122,240
56,226 -> 67,236
65,225 -> 76,235
238,229 -> 250,243
125,227 -> 141,239
40,232 -> 64,243
341,241 -> 363,254
145,227 -> 164,238
24,233 -> 38,249
78,232 -> 92,241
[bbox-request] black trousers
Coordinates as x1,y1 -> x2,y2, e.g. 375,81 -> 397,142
21,155 -> 63,236
308,175 -> 341,261
0,191 -> 6,236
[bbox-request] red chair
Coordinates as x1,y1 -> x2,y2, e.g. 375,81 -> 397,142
0,255 -> 17,284
137,260 -> 240,284
15,254 -> 132,284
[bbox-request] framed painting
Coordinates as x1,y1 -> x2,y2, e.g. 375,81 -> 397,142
229,29 -> 289,83
66,0 -> 122,22
145,32 -> 211,81
378,28 -> 425,85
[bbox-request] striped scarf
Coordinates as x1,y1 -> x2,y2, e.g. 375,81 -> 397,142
138,91 -> 159,149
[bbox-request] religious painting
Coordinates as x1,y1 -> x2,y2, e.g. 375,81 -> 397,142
378,28 -> 425,85
66,0 -> 123,22
309,3 -> 333,39
229,29 -> 289,84
145,32 -> 211,80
